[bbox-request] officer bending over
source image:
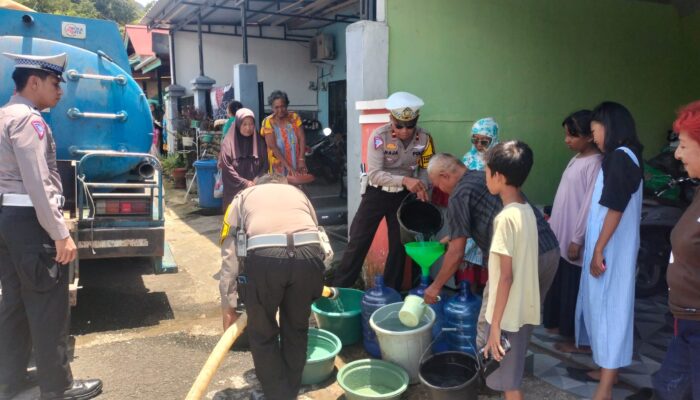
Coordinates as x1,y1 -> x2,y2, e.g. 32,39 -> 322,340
227,174 -> 326,400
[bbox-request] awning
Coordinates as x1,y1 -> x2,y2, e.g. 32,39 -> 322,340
140,0 -> 361,42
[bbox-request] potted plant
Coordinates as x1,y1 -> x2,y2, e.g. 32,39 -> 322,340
160,153 -> 187,188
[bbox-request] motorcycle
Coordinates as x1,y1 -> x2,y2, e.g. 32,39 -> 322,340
635,130 -> 696,297
305,127 -> 347,198
636,177 -> 695,297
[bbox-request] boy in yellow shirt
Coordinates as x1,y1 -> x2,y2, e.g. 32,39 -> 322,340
482,141 -> 540,400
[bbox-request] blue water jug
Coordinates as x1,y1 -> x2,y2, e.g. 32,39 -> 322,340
409,275 -> 449,353
361,275 -> 402,358
444,281 -> 482,354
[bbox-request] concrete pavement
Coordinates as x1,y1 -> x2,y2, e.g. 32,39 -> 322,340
7,184 -> 579,399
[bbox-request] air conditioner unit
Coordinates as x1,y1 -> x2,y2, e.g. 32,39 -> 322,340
310,34 -> 335,62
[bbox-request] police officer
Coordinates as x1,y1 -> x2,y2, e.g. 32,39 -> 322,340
333,92 -> 435,291
226,174 -> 326,400
0,53 -> 102,400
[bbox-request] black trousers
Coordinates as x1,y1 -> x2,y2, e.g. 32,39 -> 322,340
0,207 -> 72,395
332,186 -> 409,290
243,245 -> 324,400
542,257 -> 582,338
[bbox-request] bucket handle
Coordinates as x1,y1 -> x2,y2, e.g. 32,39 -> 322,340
418,328 -> 483,373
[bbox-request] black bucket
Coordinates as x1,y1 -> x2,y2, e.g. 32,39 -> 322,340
397,194 -> 443,244
419,351 -> 479,400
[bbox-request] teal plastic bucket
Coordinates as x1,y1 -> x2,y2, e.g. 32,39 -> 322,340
312,288 -> 363,345
301,328 -> 342,385
337,359 -> 409,400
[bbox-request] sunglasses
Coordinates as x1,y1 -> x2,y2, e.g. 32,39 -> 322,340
471,137 -> 492,147
394,121 -> 417,129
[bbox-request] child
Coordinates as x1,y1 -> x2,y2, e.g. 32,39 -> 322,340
574,102 -> 643,400
543,110 -> 602,353
460,117 -> 500,292
482,141 -> 540,400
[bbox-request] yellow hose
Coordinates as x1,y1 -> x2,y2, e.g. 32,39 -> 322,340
185,312 -> 248,400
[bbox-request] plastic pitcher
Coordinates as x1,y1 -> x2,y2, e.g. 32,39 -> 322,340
399,295 -> 429,328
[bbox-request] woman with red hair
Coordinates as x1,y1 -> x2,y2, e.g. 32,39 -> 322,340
650,100 -> 700,400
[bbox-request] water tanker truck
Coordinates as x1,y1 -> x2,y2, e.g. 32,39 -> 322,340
0,9 -> 173,302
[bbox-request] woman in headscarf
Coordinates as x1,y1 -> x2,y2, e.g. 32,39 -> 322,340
218,108 -> 268,210
460,117 -> 500,293
217,108 -> 268,330
462,117 -> 500,169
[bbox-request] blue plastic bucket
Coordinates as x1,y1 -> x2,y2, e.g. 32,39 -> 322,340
193,159 -> 221,208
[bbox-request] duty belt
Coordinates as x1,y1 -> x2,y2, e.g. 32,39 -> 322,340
247,231 -> 322,251
0,193 -> 65,208
369,184 -> 404,193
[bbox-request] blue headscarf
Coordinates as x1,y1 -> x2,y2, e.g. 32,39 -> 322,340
462,117 -> 500,171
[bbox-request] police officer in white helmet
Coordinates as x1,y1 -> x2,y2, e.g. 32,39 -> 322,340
332,92 -> 435,290
0,52 -> 102,400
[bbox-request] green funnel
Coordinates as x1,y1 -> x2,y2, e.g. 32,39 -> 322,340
404,241 -> 445,277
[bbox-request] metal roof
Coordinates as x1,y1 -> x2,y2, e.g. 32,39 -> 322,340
141,0 -> 361,36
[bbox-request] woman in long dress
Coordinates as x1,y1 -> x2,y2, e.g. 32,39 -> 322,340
217,108 -> 268,330
260,90 -> 307,176
575,101 -> 643,400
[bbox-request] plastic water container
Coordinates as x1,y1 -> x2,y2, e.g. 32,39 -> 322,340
370,302 -> 436,384
362,275 -> 402,358
443,281 -> 482,355
409,276 -> 448,353
193,159 -> 222,209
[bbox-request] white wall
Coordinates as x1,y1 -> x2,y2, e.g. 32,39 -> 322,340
173,28 -> 318,111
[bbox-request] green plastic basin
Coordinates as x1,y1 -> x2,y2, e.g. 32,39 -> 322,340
301,328 -> 342,385
337,359 -> 409,400
311,288 -> 363,346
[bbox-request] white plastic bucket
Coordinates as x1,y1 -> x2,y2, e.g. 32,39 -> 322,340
369,302 -> 436,383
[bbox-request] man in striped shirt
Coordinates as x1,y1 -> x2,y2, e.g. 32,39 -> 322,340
424,153 -> 560,349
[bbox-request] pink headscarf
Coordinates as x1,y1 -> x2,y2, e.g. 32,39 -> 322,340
230,108 -> 260,159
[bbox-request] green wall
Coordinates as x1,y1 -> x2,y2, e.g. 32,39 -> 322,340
387,0 -> 700,203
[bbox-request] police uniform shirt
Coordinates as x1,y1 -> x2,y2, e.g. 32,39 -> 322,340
226,183 -> 318,237
366,123 -> 435,188
0,95 -> 69,240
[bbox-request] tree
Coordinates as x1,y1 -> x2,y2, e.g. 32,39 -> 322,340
93,0 -> 140,26
17,0 -> 144,25
18,0 -> 99,19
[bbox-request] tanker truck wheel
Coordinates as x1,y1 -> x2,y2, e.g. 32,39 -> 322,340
151,248 -> 177,275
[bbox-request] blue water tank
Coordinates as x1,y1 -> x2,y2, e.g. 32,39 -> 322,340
361,275 -> 401,358
409,275 -> 449,353
0,11 -> 153,182
444,281 -> 482,354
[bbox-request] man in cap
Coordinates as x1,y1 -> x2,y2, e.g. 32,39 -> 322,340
332,91 -> 435,291
0,53 -> 103,400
